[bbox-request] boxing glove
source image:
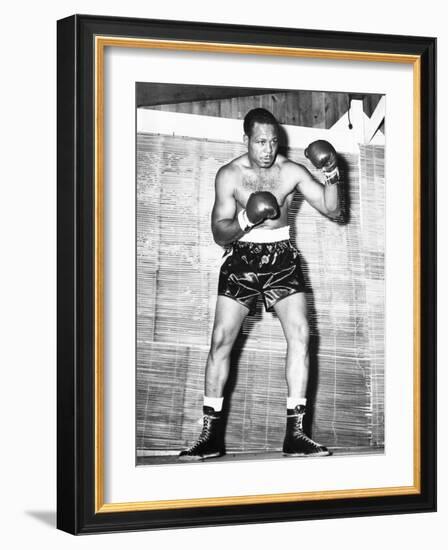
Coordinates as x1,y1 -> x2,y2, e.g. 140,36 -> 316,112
305,140 -> 339,185
238,191 -> 280,231
246,191 -> 280,225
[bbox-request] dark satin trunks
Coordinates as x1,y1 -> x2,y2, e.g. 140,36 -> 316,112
218,239 -> 306,312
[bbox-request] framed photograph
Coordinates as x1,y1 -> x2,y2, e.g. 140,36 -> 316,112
57,14 -> 436,534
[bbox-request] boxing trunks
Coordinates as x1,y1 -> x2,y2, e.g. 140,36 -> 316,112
218,226 -> 306,312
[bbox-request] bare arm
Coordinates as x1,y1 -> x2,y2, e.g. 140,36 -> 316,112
211,166 -> 245,246
293,163 -> 341,219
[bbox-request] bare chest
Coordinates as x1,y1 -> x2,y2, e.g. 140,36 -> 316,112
241,169 -> 279,192
235,167 -> 292,207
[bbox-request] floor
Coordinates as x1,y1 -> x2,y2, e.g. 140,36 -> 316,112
137,446 -> 383,466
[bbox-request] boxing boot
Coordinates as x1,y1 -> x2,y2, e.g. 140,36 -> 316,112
282,405 -> 331,457
178,406 -> 225,461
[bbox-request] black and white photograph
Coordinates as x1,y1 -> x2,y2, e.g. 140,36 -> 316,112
135,83 -> 386,466
0,0 -> 441,543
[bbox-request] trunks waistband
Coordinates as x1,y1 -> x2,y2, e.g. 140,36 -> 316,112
238,225 -> 290,243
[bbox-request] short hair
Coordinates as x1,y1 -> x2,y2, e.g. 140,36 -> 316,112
243,108 -> 279,137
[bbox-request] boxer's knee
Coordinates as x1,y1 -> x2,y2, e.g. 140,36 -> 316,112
285,317 -> 310,351
210,325 -> 237,358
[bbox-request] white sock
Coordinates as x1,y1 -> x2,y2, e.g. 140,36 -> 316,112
204,396 -> 224,412
287,396 -> 307,409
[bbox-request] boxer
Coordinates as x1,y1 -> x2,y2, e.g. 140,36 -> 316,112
179,108 -> 341,460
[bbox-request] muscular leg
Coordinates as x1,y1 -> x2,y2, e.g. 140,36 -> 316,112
274,292 -> 330,456
273,293 -> 310,398
205,296 -> 250,397
178,296 -> 249,461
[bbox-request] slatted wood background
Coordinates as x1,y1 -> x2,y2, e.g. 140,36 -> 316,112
136,134 -> 385,454
145,90 -> 383,130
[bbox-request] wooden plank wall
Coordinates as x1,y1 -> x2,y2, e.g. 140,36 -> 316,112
136,133 -> 385,454
148,91 -> 382,130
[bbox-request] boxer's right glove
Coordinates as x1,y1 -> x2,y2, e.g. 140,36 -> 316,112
238,191 -> 280,232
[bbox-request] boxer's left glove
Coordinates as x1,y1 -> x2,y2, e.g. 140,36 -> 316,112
305,140 -> 339,185
238,191 -> 280,232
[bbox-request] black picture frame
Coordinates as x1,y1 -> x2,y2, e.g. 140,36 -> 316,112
57,14 -> 436,535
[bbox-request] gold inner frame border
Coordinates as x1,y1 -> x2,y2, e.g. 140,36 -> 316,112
94,35 -> 421,513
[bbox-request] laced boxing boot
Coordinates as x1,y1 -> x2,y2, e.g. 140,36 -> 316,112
282,405 -> 331,457
178,406 -> 225,461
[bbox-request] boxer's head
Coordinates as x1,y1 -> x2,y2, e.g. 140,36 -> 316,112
243,108 -> 279,137
243,108 -> 279,168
